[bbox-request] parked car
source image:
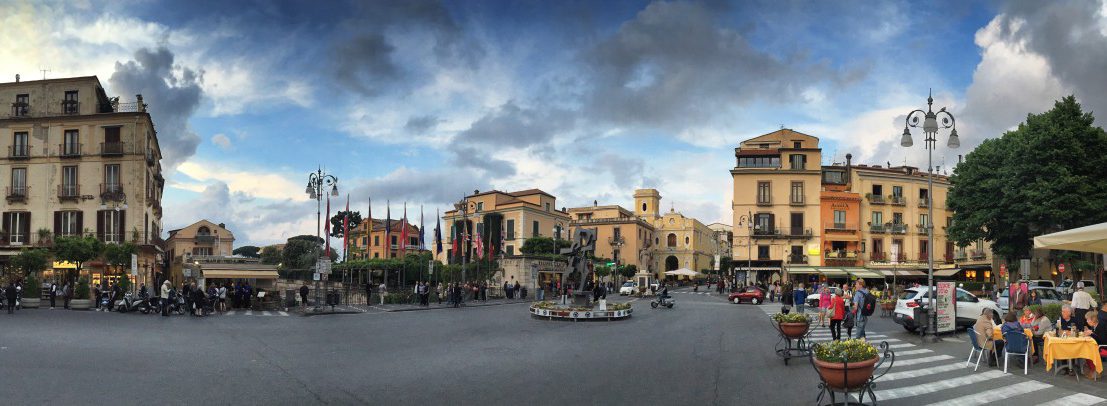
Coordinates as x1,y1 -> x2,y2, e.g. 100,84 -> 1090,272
728,286 -> 765,305
618,282 -> 638,296
1057,279 -> 1097,298
894,286 -> 1001,332
806,287 -> 843,308
998,286 -> 1063,312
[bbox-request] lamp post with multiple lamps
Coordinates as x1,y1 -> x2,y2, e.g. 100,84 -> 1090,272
305,168 -> 338,311
100,190 -> 128,287
736,211 -> 753,289
899,90 -> 960,341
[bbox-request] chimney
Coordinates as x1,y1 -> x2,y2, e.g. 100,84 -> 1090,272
15,74 -> 19,82
958,154 -> 963,164
218,223 -> 226,229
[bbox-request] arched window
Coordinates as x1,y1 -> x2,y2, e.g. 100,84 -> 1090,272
667,233 -> 677,247
641,202 -> 647,212
685,236 -> 690,245
197,226 -> 210,236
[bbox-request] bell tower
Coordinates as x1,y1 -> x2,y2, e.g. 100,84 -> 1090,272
634,189 -> 661,219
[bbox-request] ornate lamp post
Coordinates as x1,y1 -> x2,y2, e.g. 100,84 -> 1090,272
306,168 -> 338,311
900,90 -> 960,341
737,210 -> 753,288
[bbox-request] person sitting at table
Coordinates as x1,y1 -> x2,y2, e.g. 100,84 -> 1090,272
1019,307 -> 1035,327
1098,302 -> 1107,327
1082,311 -> 1107,380
1059,304 -> 1077,333
1030,306 -> 1053,364
974,308 -> 999,366
1000,311 -> 1023,361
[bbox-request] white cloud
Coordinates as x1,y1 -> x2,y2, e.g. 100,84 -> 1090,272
211,133 -> 233,150
176,160 -> 308,202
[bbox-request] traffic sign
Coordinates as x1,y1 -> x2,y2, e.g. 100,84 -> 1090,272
316,258 -> 332,275
1059,263 -> 1066,273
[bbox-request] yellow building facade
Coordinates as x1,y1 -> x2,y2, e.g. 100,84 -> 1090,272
166,220 -> 235,284
440,189 -> 570,263
566,204 -> 655,270
633,189 -> 717,279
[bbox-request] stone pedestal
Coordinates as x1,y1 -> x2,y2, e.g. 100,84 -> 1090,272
572,292 -> 591,306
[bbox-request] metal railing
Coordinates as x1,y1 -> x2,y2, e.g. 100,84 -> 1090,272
101,142 -> 125,156
59,143 -> 82,157
194,235 -> 216,244
8,145 -> 30,158
787,254 -> 807,264
10,102 -> 29,117
786,227 -> 813,238
889,223 -> 908,234
870,224 -> 886,233
825,222 -> 857,231
100,183 -> 124,201
916,224 -> 930,234
866,194 -> 885,204
61,100 -> 80,115
6,186 -> 29,202
889,195 -> 907,205
918,199 -> 929,208
58,184 -> 80,200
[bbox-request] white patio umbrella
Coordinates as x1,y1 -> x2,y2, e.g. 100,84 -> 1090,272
664,268 -> 701,277
1033,222 -> 1107,253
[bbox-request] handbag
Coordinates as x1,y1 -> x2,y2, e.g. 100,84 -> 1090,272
844,312 -> 855,329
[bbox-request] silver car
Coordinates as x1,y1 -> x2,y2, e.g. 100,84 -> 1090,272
998,286 -> 1063,312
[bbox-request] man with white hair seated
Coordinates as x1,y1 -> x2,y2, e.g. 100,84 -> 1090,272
1058,304 -> 1077,332
1072,282 -> 1097,331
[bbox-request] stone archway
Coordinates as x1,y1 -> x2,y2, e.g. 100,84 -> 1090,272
665,255 -> 679,271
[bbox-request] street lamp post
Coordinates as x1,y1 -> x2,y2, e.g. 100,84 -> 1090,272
900,90 -> 960,341
305,168 -> 338,312
737,211 -> 753,288
453,197 -> 471,285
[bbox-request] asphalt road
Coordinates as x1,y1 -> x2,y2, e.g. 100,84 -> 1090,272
3,288 -> 1107,405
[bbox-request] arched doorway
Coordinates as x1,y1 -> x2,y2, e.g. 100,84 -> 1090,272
665,256 -> 679,271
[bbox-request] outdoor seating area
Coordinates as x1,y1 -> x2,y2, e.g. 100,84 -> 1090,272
966,319 -> 1106,381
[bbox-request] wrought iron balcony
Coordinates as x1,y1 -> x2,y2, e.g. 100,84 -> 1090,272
889,223 -> 908,234
195,235 -> 216,244
869,223 -> 886,233
100,183 -> 125,201
870,252 -> 887,262
825,257 -> 861,266
889,195 -> 907,205
609,236 -> 625,246
59,143 -> 82,158
786,227 -> 813,238
866,193 -> 885,204
101,142 -> 125,156
61,100 -> 80,115
8,145 -> 30,159
58,184 -> 80,201
916,224 -> 930,234
918,198 -> 929,208
970,251 -> 987,260
6,186 -> 29,203
10,102 -> 29,118
752,227 -> 778,238
787,254 -> 807,264
825,222 -> 857,231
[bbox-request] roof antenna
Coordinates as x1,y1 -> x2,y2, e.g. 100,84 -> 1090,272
39,66 -> 50,80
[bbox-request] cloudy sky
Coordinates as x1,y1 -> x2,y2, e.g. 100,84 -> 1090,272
4,0 -> 1106,248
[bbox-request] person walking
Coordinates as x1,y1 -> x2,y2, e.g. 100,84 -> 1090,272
829,292 -> 845,340
504,280 -> 512,300
49,282 -> 58,309
818,286 -> 831,328
851,279 -> 871,339
1072,282 -> 1097,331
62,281 -> 71,309
379,282 -> 387,305
5,283 -> 16,314
300,283 -> 310,309
793,283 -> 806,313
93,284 -> 102,310
514,281 -> 521,300
217,283 -> 228,312
364,280 -> 372,305
160,280 -> 171,316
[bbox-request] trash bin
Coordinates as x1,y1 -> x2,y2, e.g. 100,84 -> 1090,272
285,289 -> 297,307
913,306 -> 930,335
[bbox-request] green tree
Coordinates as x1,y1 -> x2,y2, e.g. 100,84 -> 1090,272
259,245 -> 282,265
520,237 -> 572,255
948,96 -> 1107,261
104,243 -> 137,291
12,248 -> 50,279
233,245 -> 261,258
620,264 -> 638,279
52,236 -> 103,282
282,239 -> 322,270
329,210 -> 363,238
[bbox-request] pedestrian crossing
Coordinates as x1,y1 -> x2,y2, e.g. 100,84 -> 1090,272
218,310 -> 290,317
673,291 -> 717,296
787,322 -> 1107,405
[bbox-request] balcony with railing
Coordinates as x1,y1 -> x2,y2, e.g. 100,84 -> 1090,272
825,222 -> 858,232
954,251 -> 968,261
918,198 -> 929,208
752,226 -> 779,238
889,223 -> 908,234
61,100 -> 80,115
970,251 -> 987,261
787,254 -> 808,264
58,184 -> 80,201
870,223 -> 886,233
100,142 -> 125,156
889,195 -> 907,205
608,236 -> 625,246
756,197 -> 772,207
869,251 -> 886,262
824,250 -> 861,266
59,143 -> 82,158
865,193 -> 885,204
918,252 -> 931,262
8,145 -> 30,159
916,224 -> 930,234
100,183 -> 124,201
194,235 -> 216,244
6,186 -> 29,203
785,227 -> 813,239
10,102 -> 29,118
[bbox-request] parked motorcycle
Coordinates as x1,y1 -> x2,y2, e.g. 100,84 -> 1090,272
116,292 -> 152,313
650,295 -> 675,309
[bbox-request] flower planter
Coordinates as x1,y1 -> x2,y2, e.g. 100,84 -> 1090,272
813,356 -> 878,390
778,322 -> 810,338
880,302 -> 895,311
69,299 -> 92,310
22,298 -> 41,309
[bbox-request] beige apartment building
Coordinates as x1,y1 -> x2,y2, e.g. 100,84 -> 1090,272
566,203 -> 655,270
730,129 -> 823,280
0,75 -> 165,288
347,218 -> 422,260
441,189 -> 570,262
166,220 -> 234,284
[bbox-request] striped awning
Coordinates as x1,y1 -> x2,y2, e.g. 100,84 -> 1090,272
787,266 -> 820,275
933,268 -> 962,277
842,268 -> 884,278
817,268 -> 848,276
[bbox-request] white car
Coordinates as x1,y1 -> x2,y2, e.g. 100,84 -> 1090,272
619,282 -> 638,296
893,286 -> 1001,332
805,287 -> 843,308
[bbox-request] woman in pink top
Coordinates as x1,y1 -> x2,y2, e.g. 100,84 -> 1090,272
818,286 -> 832,327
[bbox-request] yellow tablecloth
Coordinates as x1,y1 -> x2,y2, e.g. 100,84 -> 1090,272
993,326 -> 1032,341
1043,334 -> 1103,373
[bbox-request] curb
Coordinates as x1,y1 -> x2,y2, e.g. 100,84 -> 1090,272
374,300 -> 535,313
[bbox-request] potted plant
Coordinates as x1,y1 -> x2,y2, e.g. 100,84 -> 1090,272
813,339 -> 879,390
70,277 -> 92,310
880,298 -> 896,312
22,274 -> 41,308
772,312 -> 810,338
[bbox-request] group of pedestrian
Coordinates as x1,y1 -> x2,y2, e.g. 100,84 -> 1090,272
414,281 -> 430,306
503,279 -> 525,299
48,282 -> 73,309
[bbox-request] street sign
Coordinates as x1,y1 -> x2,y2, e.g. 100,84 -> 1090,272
313,272 -> 321,281
936,281 -> 956,334
131,254 -> 138,276
714,255 -> 721,271
316,258 -> 332,275
1059,263 -> 1066,274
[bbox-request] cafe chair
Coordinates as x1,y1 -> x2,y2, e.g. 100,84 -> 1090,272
1003,331 -> 1030,375
965,328 -> 989,371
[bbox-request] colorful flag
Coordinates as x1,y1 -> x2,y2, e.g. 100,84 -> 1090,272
419,205 -> 425,250
400,202 -> 408,252
474,229 -> 484,259
324,193 -> 331,257
434,208 -> 443,255
342,194 -> 349,261
451,220 -> 459,263
385,201 -> 391,252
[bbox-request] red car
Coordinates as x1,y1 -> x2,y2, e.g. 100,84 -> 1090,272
728,286 -> 765,305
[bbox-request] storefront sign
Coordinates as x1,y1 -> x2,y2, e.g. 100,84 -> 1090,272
131,254 -> 138,276
936,281 -> 956,334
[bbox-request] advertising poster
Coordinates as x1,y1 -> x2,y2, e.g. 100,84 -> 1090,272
936,281 -> 957,333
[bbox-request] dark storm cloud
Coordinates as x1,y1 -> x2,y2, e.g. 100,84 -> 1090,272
109,46 -> 203,172
580,1 -> 853,130
347,168 -> 492,206
446,101 -> 576,176
404,115 -> 443,134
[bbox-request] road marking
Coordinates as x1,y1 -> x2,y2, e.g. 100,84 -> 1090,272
889,343 -> 916,349
1038,393 -> 1107,406
245,310 -> 253,316
262,311 -> 271,316
881,363 -> 964,381
929,379 -> 1051,406
894,349 -> 933,356
278,311 -> 289,316
874,370 -> 1005,401
226,310 -> 236,316
894,354 -> 955,366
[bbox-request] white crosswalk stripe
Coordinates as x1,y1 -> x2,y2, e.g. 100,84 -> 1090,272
214,309 -> 289,317
874,370 -> 1006,401
1038,393 -> 1107,406
881,363 -> 964,382
894,349 -> 932,356
894,354 -> 955,367
932,380 -> 1052,406
262,311 -> 272,316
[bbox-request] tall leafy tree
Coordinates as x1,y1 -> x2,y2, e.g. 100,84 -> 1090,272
12,248 -> 50,278
52,236 -> 103,282
259,245 -> 282,265
328,210 -> 362,238
233,245 -> 261,258
948,96 -> 1107,261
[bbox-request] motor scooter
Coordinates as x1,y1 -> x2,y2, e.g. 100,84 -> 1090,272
651,295 -> 675,309
116,292 -> 152,313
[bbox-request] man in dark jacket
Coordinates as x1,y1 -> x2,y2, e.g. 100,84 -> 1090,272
364,281 -> 372,305
5,283 -> 16,314
300,283 -> 310,309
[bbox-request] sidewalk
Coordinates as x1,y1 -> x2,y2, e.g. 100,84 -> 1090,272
352,297 -> 535,312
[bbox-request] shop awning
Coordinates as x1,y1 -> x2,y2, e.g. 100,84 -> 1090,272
933,268 -> 962,277
735,266 -> 781,271
877,269 -> 927,277
842,268 -> 884,278
788,266 -> 820,275
202,269 -> 279,279
817,268 -> 848,276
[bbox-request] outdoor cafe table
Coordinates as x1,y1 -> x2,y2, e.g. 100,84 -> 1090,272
1043,333 -> 1103,374
992,325 -> 1032,341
